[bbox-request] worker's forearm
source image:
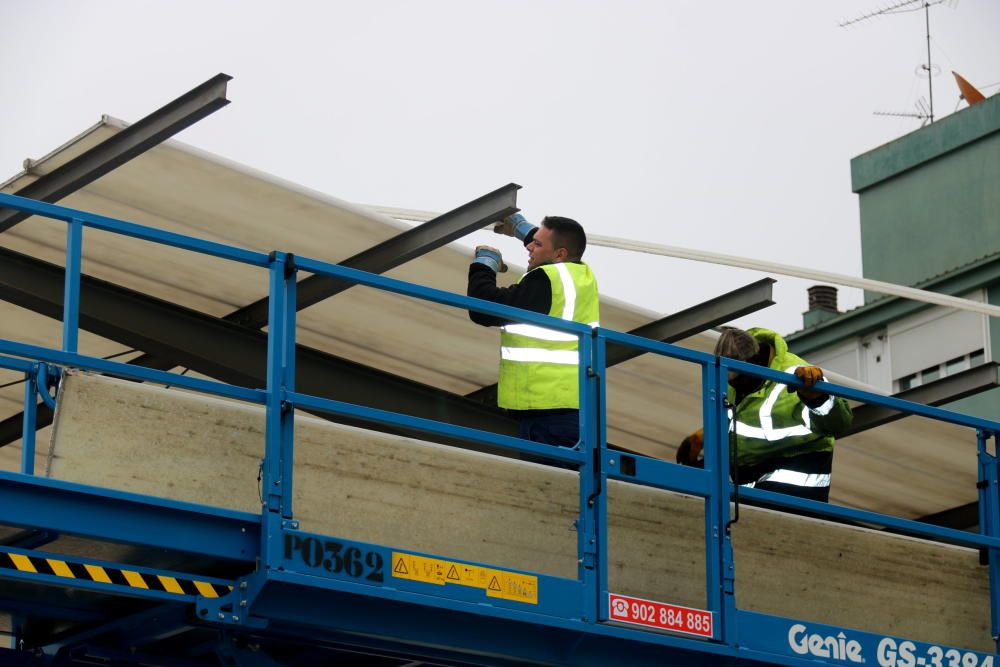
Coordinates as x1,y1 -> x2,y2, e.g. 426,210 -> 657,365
467,264 -> 508,326
809,397 -> 854,437
466,264 -> 552,325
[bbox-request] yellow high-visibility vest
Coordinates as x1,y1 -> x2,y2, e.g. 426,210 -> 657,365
497,262 -> 599,410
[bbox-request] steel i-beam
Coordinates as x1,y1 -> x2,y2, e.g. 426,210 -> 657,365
0,74 -> 232,234
227,183 -> 521,328
844,363 -> 1000,436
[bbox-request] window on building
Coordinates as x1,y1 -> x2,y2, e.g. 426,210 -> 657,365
898,373 -> 920,392
888,292 -> 989,393
894,349 -> 987,392
945,355 -> 970,376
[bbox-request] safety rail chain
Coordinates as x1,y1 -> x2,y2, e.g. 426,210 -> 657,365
0,191 -> 999,665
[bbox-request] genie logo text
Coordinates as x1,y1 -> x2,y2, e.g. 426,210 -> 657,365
788,624 -> 864,663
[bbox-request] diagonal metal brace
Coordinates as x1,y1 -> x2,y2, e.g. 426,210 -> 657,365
0,73 -> 232,234
226,183 -> 521,328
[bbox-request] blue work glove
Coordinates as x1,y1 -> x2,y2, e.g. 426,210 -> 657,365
473,245 -> 508,273
493,213 -> 536,242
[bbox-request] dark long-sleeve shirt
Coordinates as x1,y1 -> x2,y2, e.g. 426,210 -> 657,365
467,263 -> 551,326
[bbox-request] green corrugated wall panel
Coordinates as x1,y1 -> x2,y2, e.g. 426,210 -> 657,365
856,131 -> 1000,295
990,284 -> 1000,368
850,95 -> 1000,300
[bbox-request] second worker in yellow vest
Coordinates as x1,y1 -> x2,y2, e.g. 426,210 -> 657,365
467,215 -> 599,446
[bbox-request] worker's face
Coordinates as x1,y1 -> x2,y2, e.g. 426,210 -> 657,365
727,359 -> 764,395
527,225 -> 567,270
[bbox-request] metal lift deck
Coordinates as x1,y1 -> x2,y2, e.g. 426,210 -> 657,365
0,193 -> 998,666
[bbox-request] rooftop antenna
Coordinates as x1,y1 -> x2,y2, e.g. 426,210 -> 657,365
840,0 -> 954,124
874,96 -> 931,127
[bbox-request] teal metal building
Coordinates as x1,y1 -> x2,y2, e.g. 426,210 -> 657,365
787,93 -> 1000,420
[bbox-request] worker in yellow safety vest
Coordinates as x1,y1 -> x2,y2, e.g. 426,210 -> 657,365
468,214 -> 599,446
676,327 -> 853,502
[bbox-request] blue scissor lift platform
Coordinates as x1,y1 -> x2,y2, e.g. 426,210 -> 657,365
0,193 -> 998,666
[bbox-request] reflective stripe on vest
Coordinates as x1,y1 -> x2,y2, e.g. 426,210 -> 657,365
743,470 -> 831,489
732,365 -> 829,441
497,262 -> 599,410
501,321 -> 600,342
501,347 -> 578,365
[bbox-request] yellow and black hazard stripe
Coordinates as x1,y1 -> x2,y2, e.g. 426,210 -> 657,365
0,549 -> 231,598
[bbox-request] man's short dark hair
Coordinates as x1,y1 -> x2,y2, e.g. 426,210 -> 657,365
542,216 -> 586,260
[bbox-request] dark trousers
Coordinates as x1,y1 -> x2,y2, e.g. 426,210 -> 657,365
515,409 -> 579,446
513,410 -> 579,468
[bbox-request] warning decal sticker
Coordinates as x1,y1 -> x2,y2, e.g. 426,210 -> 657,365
390,552 -> 537,605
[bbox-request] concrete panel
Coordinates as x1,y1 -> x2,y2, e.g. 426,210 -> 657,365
731,507 -> 991,651
45,372 -> 991,649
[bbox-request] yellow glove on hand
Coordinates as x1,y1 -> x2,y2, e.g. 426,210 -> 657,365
788,365 -> 824,400
676,428 -> 704,465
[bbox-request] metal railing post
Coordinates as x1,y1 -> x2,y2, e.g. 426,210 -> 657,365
977,429 -> 1000,649
280,256 -> 297,520
62,218 -> 83,353
261,251 -> 296,571
20,368 -> 38,475
577,332 -> 602,624
593,331 -> 610,623
704,358 -> 735,644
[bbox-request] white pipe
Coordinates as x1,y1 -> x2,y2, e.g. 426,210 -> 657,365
587,234 -> 1000,319
361,205 -> 1000,319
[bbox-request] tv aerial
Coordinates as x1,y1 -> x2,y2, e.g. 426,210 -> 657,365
840,0 -> 956,125
873,97 -> 932,127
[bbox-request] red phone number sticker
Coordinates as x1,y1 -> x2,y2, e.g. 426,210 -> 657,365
608,593 -> 713,638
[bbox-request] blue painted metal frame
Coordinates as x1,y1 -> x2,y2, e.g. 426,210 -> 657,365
2,193 -> 1000,664
0,472 -> 258,562
289,391 -> 586,465
979,431 -> 1000,646
20,366 -> 39,476
594,332 -> 610,624
0,193 -> 270,267
63,218 -> 83,354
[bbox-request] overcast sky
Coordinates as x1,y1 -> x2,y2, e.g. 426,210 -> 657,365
2,1 -> 998,335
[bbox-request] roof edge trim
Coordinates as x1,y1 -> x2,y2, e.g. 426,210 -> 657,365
850,93 -> 1000,193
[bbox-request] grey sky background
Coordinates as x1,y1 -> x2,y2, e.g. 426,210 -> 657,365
2,1 -> 998,336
